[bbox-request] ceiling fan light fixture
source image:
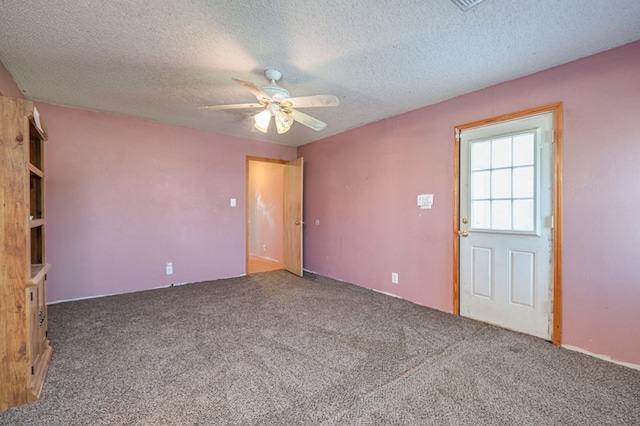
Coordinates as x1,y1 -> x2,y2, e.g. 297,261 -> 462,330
275,111 -> 293,134
201,69 -> 338,134
254,109 -> 271,133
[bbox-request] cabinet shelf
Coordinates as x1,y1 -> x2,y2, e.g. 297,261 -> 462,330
29,218 -> 45,228
29,163 -> 44,178
29,263 -> 51,286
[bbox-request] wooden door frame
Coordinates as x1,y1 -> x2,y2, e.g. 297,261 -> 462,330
245,156 -> 288,274
452,103 -> 563,345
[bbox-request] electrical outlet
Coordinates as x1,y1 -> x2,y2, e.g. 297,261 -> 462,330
391,272 -> 399,284
166,262 -> 173,275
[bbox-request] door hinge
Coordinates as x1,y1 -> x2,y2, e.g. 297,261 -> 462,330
31,366 -> 34,375
45,330 -> 48,338
30,291 -> 33,301
548,215 -> 555,228
541,130 -> 554,147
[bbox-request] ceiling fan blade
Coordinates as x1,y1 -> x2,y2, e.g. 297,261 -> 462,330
285,94 -> 339,108
289,109 -> 327,131
232,78 -> 273,103
199,103 -> 263,111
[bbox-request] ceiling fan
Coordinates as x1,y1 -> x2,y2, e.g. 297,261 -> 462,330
199,69 -> 339,134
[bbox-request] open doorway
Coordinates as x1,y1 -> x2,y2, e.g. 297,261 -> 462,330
246,157 -> 286,274
246,156 -> 305,276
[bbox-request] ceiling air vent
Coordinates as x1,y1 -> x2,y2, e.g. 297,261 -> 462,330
450,0 -> 486,11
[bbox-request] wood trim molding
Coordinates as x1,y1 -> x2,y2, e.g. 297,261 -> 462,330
455,103 -> 562,131
453,102 -> 563,345
246,156 -> 288,165
245,158 -> 250,275
452,128 -> 460,315
552,105 -> 563,346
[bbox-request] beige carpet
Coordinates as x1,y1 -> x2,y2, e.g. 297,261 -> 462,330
2,270 -> 639,425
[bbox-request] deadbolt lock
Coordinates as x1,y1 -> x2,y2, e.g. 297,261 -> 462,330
462,217 -> 469,224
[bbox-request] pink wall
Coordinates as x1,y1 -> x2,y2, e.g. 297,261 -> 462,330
0,61 -> 24,99
36,104 -> 295,302
299,41 -> 640,366
247,161 -> 284,262
1,41 -> 638,365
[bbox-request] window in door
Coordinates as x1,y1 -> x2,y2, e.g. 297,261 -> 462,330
469,131 -> 538,234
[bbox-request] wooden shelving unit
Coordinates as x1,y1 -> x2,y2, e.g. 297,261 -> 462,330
0,95 -> 53,411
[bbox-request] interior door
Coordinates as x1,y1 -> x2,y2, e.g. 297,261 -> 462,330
459,113 -> 554,339
283,157 -> 304,276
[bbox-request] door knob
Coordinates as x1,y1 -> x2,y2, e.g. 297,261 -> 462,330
295,220 -> 304,225
458,230 -> 469,237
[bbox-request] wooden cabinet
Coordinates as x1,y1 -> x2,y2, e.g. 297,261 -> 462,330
0,95 -> 53,411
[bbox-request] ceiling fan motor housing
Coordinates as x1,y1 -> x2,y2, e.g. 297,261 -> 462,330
262,68 -> 290,101
261,84 -> 290,101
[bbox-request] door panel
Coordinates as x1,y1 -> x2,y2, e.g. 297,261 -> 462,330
472,246 -> 493,298
283,157 -> 303,276
459,113 -> 553,340
510,250 -> 535,307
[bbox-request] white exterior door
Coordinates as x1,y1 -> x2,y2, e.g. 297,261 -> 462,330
459,112 -> 554,340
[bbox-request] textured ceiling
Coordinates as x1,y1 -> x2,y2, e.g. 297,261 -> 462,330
1,1 -> 639,147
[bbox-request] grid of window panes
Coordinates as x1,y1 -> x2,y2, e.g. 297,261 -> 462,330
470,132 -> 536,232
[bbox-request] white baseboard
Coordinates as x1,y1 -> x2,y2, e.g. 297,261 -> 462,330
372,288 -> 402,299
48,281 -> 189,304
48,274 -> 246,305
563,344 -> 640,371
49,292 -> 114,305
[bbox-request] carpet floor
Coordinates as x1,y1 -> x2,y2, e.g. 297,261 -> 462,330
1,270 -> 639,425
